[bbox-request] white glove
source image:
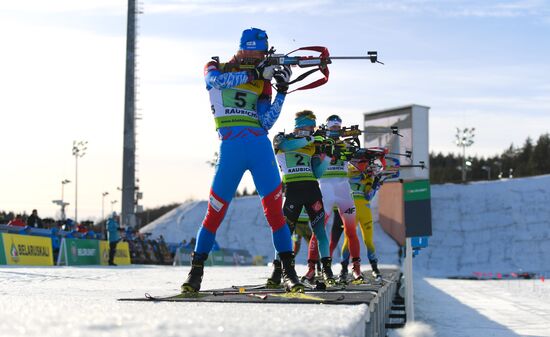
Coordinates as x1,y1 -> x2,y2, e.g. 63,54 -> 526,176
273,65 -> 292,93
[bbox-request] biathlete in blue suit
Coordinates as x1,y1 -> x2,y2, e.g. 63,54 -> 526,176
182,28 -> 304,293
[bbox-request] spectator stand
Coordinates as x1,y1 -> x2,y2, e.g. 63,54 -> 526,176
125,232 -> 174,265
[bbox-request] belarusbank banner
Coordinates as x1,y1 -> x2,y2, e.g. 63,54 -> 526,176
1,233 -> 53,266
99,241 -> 131,265
57,238 -> 101,266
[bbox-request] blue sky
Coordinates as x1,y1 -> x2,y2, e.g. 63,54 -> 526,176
1,0 -> 549,220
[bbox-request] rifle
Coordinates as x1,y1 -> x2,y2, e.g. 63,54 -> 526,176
351,150 -> 427,201
315,124 -> 402,139
214,46 -> 383,93
350,148 -> 426,173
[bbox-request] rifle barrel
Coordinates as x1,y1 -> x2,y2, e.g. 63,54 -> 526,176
329,56 -> 376,60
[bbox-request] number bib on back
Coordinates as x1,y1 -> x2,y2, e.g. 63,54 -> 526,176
276,150 -> 317,183
321,160 -> 348,179
209,80 -> 264,129
348,165 -> 373,200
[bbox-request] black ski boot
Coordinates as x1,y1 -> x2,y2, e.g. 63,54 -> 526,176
181,252 -> 208,293
279,252 -> 305,293
301,259 -> 317,283
321,257 -> 336,286
338,262 -> 349,284
371,260 -> 382,282
266,259 -> 282,288
351,257 -> 364,284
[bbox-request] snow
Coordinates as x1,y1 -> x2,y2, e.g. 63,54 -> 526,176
387,322 -> 434,337
0,265 -> 369,337
2,265 -> 550,337
413,276 -> 550,337
417,174 -> 550,276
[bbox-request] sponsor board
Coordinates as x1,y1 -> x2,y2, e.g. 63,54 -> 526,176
403,179 -> 431,201
99,241 -> 131,265
1,233 -> 53,266
173,247 -> 253,266
57,238 -> 101,266
0,235 -> 6,265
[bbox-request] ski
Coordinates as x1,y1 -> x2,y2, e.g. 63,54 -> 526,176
231,284 -> 281,291
124,291 -> 349,304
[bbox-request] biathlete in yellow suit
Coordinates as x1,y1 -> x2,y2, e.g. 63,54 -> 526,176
331,148 -> 399,283
341,160 -> 382,282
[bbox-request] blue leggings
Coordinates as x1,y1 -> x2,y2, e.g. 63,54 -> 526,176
195,134 -> 292,255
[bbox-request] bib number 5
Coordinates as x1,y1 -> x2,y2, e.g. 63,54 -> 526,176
234,92 -> 247,108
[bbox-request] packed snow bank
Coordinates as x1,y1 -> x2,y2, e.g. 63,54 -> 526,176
417,174 -> 550,276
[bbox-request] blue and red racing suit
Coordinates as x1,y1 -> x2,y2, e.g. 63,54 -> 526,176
193,60 -> 292,255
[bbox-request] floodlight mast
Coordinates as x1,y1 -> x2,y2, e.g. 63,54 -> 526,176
455,127 -> 475,182
121,0 -> 140,228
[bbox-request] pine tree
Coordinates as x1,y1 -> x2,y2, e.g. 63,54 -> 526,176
429,132 -> 550,183
531,134 -> 550,175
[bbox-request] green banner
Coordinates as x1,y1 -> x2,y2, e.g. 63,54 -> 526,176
206,249 -> 253,266
174,247 -> 253,266
403,180 -> 431,201
0,234 -> 6,265
58,238 -> 100,265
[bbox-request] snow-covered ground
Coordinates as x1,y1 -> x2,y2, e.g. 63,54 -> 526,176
0,265 -> 370,337
412,277 -> 550,337
1,265 -> 549,337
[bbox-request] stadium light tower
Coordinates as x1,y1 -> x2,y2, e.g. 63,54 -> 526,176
455,127 -> 475,182
121,0 -> 142,229
72,140 -> 87,223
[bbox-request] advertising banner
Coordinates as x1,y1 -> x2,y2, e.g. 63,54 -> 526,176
1,233 -> 53,266
173,247 -> 254,266
404,179 -> 432,237
99,241 -> 131,265
57,238 -> 101,266
0,234 -> 6,265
